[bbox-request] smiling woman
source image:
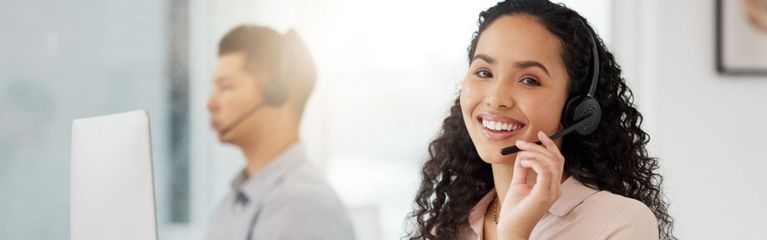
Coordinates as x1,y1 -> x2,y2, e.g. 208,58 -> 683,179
461,15 -> 569,162
407,1 -> 675,240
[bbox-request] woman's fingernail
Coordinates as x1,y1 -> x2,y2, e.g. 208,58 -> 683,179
520,159 -> 531,166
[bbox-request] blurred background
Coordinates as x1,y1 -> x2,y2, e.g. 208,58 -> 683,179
1,0 -> 766,239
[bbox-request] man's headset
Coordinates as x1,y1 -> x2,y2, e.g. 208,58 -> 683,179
218,32 -> 291,136
500,21 -> 602,155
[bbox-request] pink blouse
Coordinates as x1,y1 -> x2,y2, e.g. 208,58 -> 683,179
461,177 -> 659,239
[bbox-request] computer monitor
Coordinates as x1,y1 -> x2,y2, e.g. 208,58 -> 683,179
70,110 -> 158,240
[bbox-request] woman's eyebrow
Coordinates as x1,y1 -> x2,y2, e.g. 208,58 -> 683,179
471,54 -> 495,65
472,54 -> 551,77
515,60 -> 550,77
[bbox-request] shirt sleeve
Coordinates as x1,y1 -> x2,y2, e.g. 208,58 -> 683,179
248,188 -> 356,240
597,201 -> 660,240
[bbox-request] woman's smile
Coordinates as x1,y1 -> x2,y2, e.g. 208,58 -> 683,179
476,113 -> 526,141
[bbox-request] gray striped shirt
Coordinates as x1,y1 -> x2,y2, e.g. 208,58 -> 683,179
206,143 -> 355,240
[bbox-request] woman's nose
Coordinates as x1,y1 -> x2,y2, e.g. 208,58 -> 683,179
485,82 -> 514,109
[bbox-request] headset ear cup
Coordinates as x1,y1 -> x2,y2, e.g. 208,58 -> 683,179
263,80 -> 288,106
563,96 -> 601,136
563,96 -> 583,127
263,33 -> 291,107
572,97 -> 601,135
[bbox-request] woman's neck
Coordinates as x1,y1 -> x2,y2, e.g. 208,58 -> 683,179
492,162 -> 525,205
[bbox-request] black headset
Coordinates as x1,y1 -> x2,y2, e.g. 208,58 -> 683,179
561,22 -> 602,136
261,33 -> 291,106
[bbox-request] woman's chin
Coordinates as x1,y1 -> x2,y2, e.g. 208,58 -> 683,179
478,150 -> 517,165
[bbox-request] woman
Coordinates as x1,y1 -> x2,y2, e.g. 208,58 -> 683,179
408,1 -> 674,239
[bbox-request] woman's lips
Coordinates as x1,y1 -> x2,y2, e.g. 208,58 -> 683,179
476,115 -> 526,141
479,124 -> 524,140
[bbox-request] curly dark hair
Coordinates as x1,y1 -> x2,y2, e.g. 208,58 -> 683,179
406,1 -> 675,239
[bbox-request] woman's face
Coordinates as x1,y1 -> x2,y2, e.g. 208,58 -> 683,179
461,14 -> 569,164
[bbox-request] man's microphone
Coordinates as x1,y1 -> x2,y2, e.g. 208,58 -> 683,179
217,78 -> 289,137
500,115 -> 594,155
217,101 -> 267,136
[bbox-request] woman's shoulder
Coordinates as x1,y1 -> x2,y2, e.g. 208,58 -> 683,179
541,188 -> 659,239
558,177 -> 655,221
579,190 -> 660,238
584,190 -> 656,220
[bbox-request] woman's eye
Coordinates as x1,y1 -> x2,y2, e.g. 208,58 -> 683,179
520,77 -> 541,86
475,69 -> 493,78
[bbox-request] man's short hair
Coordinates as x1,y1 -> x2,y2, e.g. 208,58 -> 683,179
218,25 -> 316,117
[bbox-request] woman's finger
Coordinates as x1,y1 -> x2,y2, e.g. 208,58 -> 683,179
516,150 -> 562,174
516,139 -> 555,160
516,141 -> 562,177
518,150 -> 562,197
518,157 -> 553,198
538,131 -> 564,162
511,151 -> 531,186
536,131 -> 565,194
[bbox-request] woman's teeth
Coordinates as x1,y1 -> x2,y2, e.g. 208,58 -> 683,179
481,119 -> 522,131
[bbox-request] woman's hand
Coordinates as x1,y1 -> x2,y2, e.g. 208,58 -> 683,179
497,131 -> 565,239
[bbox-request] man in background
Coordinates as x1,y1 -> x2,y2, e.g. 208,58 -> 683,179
205,25 -> 354,240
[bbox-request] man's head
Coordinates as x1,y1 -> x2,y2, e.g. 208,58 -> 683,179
207,25 -> 316,145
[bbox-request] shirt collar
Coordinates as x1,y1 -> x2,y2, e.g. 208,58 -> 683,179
230,142 -> 305,205
548,177 -> 599,217
468,188 -> 496,238
467,177 -> 599,237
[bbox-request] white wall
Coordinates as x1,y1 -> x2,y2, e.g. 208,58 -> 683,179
616,1 -> 767,239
